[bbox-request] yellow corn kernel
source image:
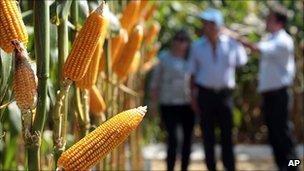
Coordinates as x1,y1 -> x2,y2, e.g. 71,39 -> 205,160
144,42 -> 160,63
89,86 -> 106,115
128,51 -> 141,74
0,0 -> 28,53
11,40 -> 37,112
113,25 -> 143,80
99,28 -> 128,72
144,21 -> 160,45
63,2 -> 109,81
120,1 -> 140,33
57,106 -> 147,171
76,39 -> 104,89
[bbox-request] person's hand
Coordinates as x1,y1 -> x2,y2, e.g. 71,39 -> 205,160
221,27 -> 240,40
191,98 -> 200,115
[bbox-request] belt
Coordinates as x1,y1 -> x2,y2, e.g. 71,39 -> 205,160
196,85 -> 232,95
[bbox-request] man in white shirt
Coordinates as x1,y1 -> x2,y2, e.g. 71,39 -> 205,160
189,8 -> 247,171
226,6 -> 298,171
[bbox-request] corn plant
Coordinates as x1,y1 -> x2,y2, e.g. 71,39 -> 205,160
0,0 -> 160,170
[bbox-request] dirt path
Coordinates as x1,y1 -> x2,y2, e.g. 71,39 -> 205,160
142,143 -> 304,171
148,158 -> 277,171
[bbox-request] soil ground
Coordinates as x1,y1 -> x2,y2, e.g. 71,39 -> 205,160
142,143 -> 304,171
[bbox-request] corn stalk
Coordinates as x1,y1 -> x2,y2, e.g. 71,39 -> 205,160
67,0 -> 90,141
27,1 -> 50,170
70,0 -> 79,40
102,33 -> 112,171
69,0 -> 85,140
81,89 -> 91,135
53,0 -> 72,164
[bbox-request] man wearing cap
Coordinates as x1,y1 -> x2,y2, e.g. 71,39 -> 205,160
189,8 -> 247,171
224,6 -> 298,171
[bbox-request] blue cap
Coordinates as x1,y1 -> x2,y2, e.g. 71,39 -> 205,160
199,8 -> 224,27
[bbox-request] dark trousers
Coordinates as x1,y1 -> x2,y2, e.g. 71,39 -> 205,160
160,105 -> 195,171
262,87 -> 298,171
197,86 -> 235,171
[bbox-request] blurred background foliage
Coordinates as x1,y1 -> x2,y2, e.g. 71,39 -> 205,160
0,0 -> 303,170
144,0 -> 303,144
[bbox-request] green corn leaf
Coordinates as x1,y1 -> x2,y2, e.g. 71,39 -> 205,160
0,50 -> 13,106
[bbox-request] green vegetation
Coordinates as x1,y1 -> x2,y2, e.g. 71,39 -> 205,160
0,0 -> 303,170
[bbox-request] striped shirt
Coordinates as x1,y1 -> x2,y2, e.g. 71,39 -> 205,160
150,50 -> 191,105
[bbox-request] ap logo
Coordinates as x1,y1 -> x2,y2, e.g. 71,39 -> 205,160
288,159 -> 301,167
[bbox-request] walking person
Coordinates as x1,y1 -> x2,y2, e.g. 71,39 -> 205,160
224,5 -> 298,171
189,8 -> 248,171
150,30 -> 194,171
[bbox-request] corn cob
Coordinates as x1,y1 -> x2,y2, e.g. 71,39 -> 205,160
144,21 -> 160,45
12,40 -> 37,112
110,29 -> 128,68
113,25 -> 143,79
132,0 -> 149,26
63,2 -> 109,81
143,3 -> 157,21
89,85 -> 106,115
120,1 -> 140,33
139,0 -> 149,15
144,42 -> 160,63
128,51 -> 141,74
57,106 -> 147,171
0,0 -> 28,53
76,38 -> 104,89
99,28 -> 128,72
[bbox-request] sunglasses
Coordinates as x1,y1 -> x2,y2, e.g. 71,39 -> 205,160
174,37 -> 189,42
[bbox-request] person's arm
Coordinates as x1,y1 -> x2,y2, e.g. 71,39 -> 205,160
222,27 -> 260,53
256,40 -> 291,59
237,36 -> 260,53
150,89 -> 159,117
190,75 -> 197,99
234,40 -> 248,67
188,45 -> 200,114
150,61 -> 162,117
190,75 -> 200,114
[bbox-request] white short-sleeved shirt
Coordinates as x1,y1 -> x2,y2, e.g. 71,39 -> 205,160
257,29 -> 295,92
188,34 -> 248,89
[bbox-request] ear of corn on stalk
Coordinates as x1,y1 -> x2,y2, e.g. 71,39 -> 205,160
99,28 -> 128,72
128,51 -> 141,74
110,29 -> 129,67
129,0 -> 148,27
143,3 -> 157,21
12,40 -> 37,112
76,38 -> 105,89
0,0 -> 28,53
120,1 -> 140,33
144,21 -> 160,45
139,0 -> 149,16
112,25 -> 143,80
89,85 -> 106,115
57,106 -> 147,171
63,2 -> 108,81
